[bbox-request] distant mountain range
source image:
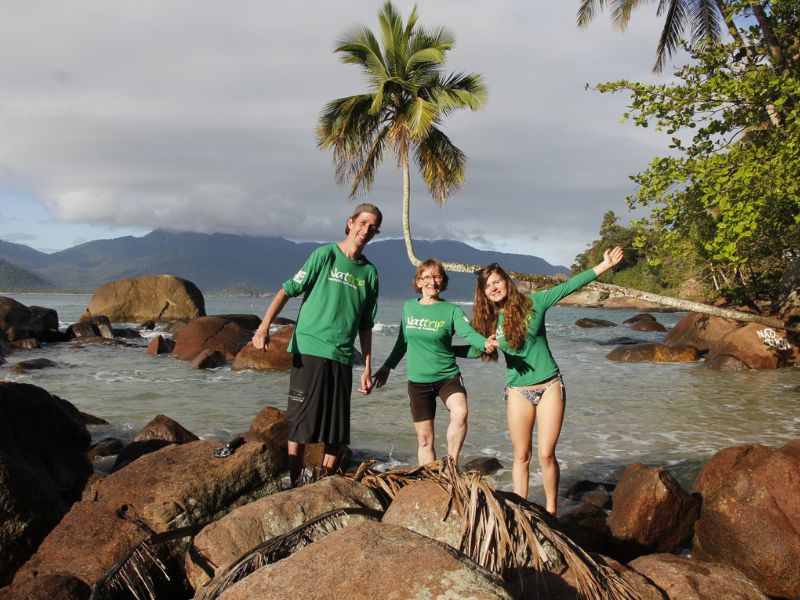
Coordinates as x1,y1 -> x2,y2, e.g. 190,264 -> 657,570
0,230 -> 570,300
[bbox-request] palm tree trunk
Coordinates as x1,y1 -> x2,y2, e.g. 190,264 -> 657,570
749,0 -> 786,69
401,156 -> 421,267
715,0 -> 748,56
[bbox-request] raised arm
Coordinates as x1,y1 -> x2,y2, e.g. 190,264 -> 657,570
593,246 -> 624,277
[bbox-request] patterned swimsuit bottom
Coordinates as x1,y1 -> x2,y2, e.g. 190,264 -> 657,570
504,373 -> 565,406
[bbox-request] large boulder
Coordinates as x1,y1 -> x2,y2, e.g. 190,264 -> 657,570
146,334 -> 175,355
0,297 -> 60,342
81,274 -> 205,323
382,479 -> 464,549
231,325 -> 294,371
0,382 -> 91,505
606,343 -> 699,362
12,439 -> 282,590
244,406 -> 289,470
705,323 -> 797,370
111,414 -> 199,471
557,288 -> 608,307
606,464 -> 698,559
0,573 -> 91,600
575,318 -> 616,328
664,312 -> 741,352
185,476 -> 383,589
215,520 -> 513,600
0,456 -> 66,585
602,296 -> 667,310
692,440 -> 800,599
628,554 -> 768,600
172,316 -> 251,361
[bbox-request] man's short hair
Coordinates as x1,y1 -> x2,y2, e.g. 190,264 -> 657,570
345,203 -> 383,234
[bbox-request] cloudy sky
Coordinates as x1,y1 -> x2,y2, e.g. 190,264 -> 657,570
0,1 -> 679,267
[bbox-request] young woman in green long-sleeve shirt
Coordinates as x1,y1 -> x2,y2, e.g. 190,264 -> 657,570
374,259 -> 498,466
472,247 -> 623,516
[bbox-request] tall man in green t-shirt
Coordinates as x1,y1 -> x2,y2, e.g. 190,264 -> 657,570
252,204 -> 381,486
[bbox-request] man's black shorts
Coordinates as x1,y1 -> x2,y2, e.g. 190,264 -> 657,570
287,353 -> 352,444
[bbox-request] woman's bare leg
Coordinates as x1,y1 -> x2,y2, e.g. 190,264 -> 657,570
506,389 -> 536,500
444,392 -> 468,465
413,419 -> 436,465
535,382 -> 566,516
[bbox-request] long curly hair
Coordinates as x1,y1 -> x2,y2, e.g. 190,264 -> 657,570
472,265 -> 532,361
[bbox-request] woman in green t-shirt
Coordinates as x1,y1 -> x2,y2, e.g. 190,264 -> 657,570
472,247 -> 623,516
375,259 -> 498,466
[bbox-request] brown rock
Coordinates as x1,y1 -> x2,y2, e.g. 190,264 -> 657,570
382,479 -> 464,549
212,313 -> 262,331
692,441 -> 800,599
172,316 -> 250,361
664,312 -> 741,352
112,414 -> 199,471
0,573 -> 91,600
692,444 -> 771,501
539,553 -> 666,600
231,325 -> 294,371
216,520 -> 513,600
0,382 -> 91,505
557,288 -> 608,307
575,318 -> 617,328
81,274 -> 205,322
606,343 -> 699,362
13,439 -> 282,589
78,411 -> 107,425
86,438 -> 124,462
706,323 -> 797,370
11,338 -> 40,349
623,313 -> 657,324
629,554 -> 768,600
462,457 -> 504,475
0,456 -> 66,585
186,476 -> 382,589
146,334 -> 175,355
67,316 -> 114,340
9,357 -> 59,374
602,296 -> 667,310
191,349 -> 226,369
0,297 -> 60,342
606,464 -> 699,559
244,406 -> 288,470
627,320 -> 666,332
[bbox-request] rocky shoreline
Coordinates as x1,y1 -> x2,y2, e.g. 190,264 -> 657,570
1,274 -> 799,598
1,381 -> 798,599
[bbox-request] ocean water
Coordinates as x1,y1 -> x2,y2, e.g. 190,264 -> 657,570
3,292 -> 799,508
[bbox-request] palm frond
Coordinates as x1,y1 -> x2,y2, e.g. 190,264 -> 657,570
194,508 -> 383,600
611,0 -> 651,31
577,0 -> 608,28
691,0 -> 722,45
432,72 -> 489,111
89,522 -> 207,600
358,458 -> 639,600
654,0 -> 690,71
414,127 -> 466,204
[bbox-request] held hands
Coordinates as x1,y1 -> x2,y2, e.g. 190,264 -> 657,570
358,369 -> 373,396
373,366 -> 390,388
484,334 -> 499,354
251,328 -> 270,352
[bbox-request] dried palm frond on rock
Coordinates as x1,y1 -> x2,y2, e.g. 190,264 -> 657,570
194,507 -> 382,600
357,457 -> 639,600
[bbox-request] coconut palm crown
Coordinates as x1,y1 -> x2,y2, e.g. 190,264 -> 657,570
317,1 -> 488,267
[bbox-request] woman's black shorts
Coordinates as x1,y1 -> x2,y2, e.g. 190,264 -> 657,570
407,374 -> 466,422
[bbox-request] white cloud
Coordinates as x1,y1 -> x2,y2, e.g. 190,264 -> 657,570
0,0 -> 683,265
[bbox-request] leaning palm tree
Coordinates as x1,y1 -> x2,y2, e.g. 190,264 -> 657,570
319,1 -> 797,332
317,1 -> 487,270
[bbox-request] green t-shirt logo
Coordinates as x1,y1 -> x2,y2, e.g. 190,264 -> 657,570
328,266 -> 366,289
293,269 -> 307,284
406,317 -> 446,332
